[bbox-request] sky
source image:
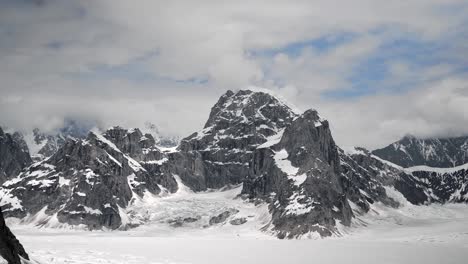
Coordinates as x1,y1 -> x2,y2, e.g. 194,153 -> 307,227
0,0 -> 467,149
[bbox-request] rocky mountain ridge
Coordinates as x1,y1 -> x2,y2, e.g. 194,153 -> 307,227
172,89 -> 299,191
346,148 -> 468,205
372,135 -> 468,168
1,89 -> 467,239
242,109 -> 357,237
10,121 -> 179,164
0,127 -> 178,230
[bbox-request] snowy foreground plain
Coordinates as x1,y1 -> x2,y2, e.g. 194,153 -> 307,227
9,184 -> 468,264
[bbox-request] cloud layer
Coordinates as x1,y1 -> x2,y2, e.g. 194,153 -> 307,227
0,0 -> 467,149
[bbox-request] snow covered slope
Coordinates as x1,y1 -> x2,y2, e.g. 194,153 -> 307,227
10,201 -> 468,264
0,128 -> 174,230
9,170 -> 468,263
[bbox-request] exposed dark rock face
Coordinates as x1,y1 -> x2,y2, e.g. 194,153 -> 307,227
0,128 -> 174,230
103,127 -> 178,193
372,135 -> 468,168
209,209 -> 239,225
230,217 -> 247,225
168,216 -> 200,227
0,127 -> 32,185
0,209 -> 29,264
170,89 -> 298,191
10,133 -> 29,158
345,148 -> 468,205
398,166 -> 468,204
104,127 -> 158,161
243,109 -> 357,238
340,148 -> 400,211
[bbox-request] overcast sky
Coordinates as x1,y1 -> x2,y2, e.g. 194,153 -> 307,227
0,0 -> 467,149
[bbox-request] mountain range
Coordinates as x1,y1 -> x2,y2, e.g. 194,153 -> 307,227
372,135 -> 468,168
0,89 -> 467,240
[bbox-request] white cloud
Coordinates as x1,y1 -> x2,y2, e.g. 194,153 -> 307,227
316,77 -> 468,149
0,0 -> 467,148
264,34 -> 382,98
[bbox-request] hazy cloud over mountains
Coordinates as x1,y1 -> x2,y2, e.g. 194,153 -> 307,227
1,0 -> 467,148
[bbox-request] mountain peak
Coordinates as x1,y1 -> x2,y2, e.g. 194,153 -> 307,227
204,89 -> 299,129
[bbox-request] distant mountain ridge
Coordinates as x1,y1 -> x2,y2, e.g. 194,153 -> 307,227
372,135 -> 468,168
351,148 -> 468,204
4,120 -> 180,164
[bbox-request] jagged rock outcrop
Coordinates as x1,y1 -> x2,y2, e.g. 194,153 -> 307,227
242,109 -> 360,238
339,148 -> 400,211
170,89 -> 299,191
209,209 -> 239,225
346,147 -> 468,205
0,127 -> 32,185
0,209 -> 29,264
1,89 -> 467,238
102,127 -> 177,193
0,128 -> 174,230
398,165 -> 468,204
230,217 -> 247,225
372,135 -> 468,168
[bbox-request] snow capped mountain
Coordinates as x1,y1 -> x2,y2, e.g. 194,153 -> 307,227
243,109 -> 356,238
14,120 -> 179,165
346,147 -> 468,204
0,128 -> 175,230
172,89 -> 300,191
1,89 -> 467,239
372,135 -> 468,168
